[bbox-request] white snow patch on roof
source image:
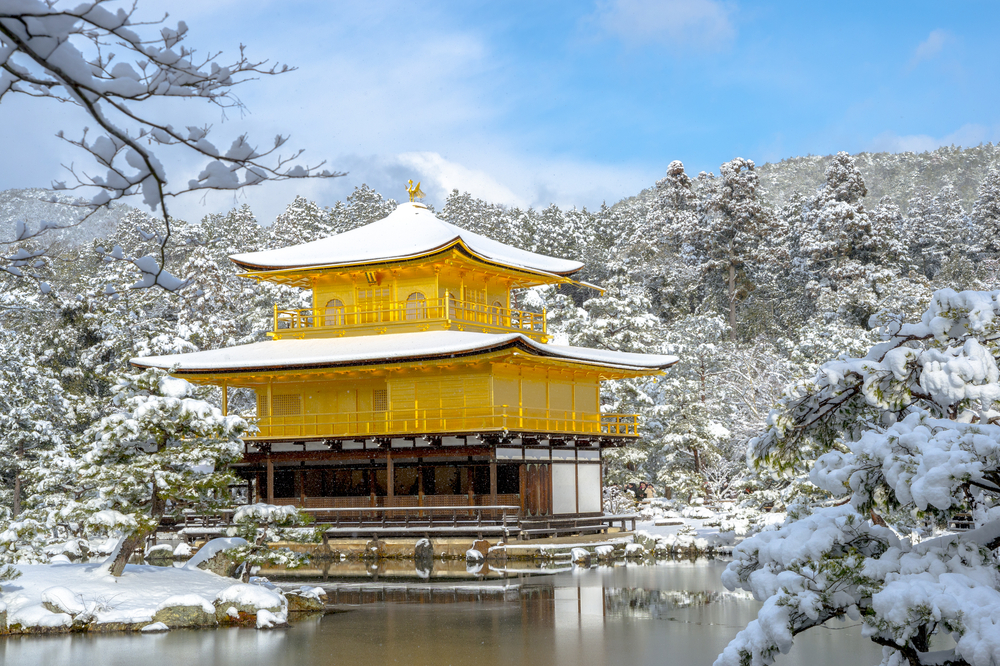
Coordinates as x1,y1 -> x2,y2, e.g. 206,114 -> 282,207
131,331 -> 678,373
230,202 -> 584,275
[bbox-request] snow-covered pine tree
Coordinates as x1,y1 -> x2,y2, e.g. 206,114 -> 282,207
971,167 -> 1000,256
791,154 -> 914,329
201,203 -> 265,261
721,289 -> 1000,666
328,185 -> 398,235
903,184 -> 969,279
0,327 -> 67,518
635,160 -> 699,262
440,190 -> 507,238
75,369 -> 246,575
268,195 -> 332,247
674,157 -> 784,341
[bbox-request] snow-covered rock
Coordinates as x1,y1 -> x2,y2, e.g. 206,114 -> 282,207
213,583 -> 285,623
40,586 -> 86,616
153,594 -> 218,628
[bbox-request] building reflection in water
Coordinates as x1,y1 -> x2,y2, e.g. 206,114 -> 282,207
2,562 -> 881,666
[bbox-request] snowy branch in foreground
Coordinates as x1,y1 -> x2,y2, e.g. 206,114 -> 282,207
720,289 -> 1000,666
751,289 -> 1000,471
0,0 -> 345,291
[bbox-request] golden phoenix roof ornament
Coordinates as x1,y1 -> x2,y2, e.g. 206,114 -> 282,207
406,179 -> 426,202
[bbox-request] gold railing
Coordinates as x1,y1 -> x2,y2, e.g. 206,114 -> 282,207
272,293 -> 546,338
247,406 -> 639,439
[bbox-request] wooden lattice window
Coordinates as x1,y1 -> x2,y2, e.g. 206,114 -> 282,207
463,287 -> 486,322
357,287 -> 391,323
324,298 -> 345,326
256,393 -> 268,418
405,291 -> 427,320
491,300 -> 504,326
272,394 -> 302,417
373,389 -> 388,412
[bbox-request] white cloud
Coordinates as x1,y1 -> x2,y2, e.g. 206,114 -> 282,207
0,1 -> 661,229
909,29 -> 951,68
396,152 -> 526,207
160,149 -> 657,227
589,0 -> 736,49
868,123 -> 998,154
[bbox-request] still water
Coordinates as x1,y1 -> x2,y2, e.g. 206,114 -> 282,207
1,560 -> 882,666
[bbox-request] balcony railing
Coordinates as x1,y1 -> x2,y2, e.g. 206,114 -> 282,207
246,405 -> 639,440
272,293 -> 546,339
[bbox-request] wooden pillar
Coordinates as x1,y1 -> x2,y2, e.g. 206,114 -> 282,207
298,469 -> 306,506
489,456 -> 497,506
221,381 -> 228,417
417,465 -> 425,506
266,457 -> 274,504
387,451 -> 394,506
466,466 -> 473,506
519,463 -> 526,514
575,459 -> 580,514
266,380 -> 273,437
368,463 -> 376,507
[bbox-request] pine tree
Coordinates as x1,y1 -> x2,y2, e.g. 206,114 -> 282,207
903,184 -> 968,278
971,167 -> 1000,255
75,369 -> 246,575
0,327 -> 67,518
329,184 -> 398,235
201,203 -> 264,261
268,195 -> 331,247
675,157 -> 784,340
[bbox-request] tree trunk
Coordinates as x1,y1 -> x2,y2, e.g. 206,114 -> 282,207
12,442 -> 23,517
108,483 -> 167,577
727,256 -> 737,342
12,472 -> 21,518
107,531 -> 148,576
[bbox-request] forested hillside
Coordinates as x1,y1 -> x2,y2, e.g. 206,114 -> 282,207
1,144 -> 999,537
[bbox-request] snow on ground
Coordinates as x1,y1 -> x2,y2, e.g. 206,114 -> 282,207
632,499 -> 787,554
0,560 -> 282,630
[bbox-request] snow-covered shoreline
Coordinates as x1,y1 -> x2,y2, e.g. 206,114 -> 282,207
0,558 -> 326,635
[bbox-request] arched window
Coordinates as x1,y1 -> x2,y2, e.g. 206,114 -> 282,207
405,291 -> 427,320
324,298 -> 345,327
491,300 -> 504,326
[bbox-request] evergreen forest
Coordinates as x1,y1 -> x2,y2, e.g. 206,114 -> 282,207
2,142 -> 1000,535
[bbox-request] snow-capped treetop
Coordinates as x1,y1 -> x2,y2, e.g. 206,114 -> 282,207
230,202 -> 585,277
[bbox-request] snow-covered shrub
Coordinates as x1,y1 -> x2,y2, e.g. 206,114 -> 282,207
225,504 -> 310,580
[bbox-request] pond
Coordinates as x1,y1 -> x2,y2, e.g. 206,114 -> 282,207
1,560 -> 882,666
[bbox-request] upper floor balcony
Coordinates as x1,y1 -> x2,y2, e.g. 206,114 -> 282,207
244,406 -> 639,442
270,292 -> 547,342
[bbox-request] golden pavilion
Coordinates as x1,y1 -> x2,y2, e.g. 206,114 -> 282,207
132,199 -> 676,536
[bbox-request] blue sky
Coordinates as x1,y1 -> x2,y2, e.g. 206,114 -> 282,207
2,0 -> 999,223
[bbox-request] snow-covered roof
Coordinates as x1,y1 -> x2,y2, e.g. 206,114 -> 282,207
131,331 -> 677,375
230,202 -> 584,276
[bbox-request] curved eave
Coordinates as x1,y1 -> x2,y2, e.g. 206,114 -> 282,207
130,336 -> 676,379
231,237 -> 583,279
